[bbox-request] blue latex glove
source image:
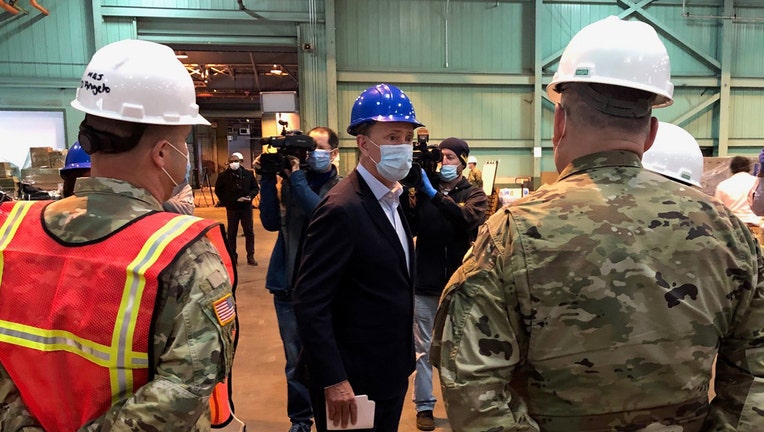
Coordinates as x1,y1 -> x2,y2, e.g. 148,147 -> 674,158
419,168 -> 437,198
757,148 -> 764,177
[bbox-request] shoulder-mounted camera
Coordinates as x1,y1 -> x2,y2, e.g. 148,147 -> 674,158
401,128 -> 441,187
258,127 -> 317,176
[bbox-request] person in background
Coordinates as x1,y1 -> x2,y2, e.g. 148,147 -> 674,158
400,137 -> 487,431
59,141 -> 91,198
258,126 -> 342,432
163,180 -> 195,215
215,152 -> 260,265
293,83 -> 422,432
641,122 -> 704,188
466,155 -> 483,190
0,39 -> 236,431
747,149 -> 764,222
432,16 -> 764,431
715,156 -> 764,242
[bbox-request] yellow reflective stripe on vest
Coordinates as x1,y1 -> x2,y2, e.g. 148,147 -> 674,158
0,205 -> 201,405
0,319 -> 112,365
111,214 -> 200,403
0,201 -> 34,282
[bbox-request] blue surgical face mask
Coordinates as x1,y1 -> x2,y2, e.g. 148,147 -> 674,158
308,149 -> 332,172
439,164 -> 459,182
367,138 -> 413,182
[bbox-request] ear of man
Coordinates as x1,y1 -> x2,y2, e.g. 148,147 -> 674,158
642,117 -> 659,155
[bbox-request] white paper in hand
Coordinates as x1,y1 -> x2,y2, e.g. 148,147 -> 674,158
326,394 -> 375,430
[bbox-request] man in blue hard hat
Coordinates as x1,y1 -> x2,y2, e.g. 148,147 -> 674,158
293,83 -> 422,432
59,141 -> 91,198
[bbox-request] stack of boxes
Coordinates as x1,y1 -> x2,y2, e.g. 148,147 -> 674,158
20,147 -> 65,196
0,161 -> 17,196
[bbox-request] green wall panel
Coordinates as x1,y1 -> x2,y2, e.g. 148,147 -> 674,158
0,0 -> 92,79
730,90 -> 764,140
336,0 -> 527,73
102,18 -> 137,44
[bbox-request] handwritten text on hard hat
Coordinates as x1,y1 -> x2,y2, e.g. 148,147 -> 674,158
81,71 -> 111,96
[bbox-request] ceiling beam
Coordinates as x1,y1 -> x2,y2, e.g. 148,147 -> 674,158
100,6 -> 324,23
139,35 -> 296,46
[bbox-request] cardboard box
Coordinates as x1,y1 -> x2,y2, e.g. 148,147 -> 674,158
30,147 -> 53,168
0,162 -> 13,178
21,167 -> 61,188
48,150 -> 65,169
0,176 -> 18,198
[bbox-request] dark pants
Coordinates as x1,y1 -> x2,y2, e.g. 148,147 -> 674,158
225,204 -> 254,259
310,382 -> 406,432
274,295 -> 313,425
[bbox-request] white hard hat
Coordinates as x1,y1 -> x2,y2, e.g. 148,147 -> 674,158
231,152 -> 244,160
71,39 -> 209,126
467,156 -> 478,164
642,122 -> 703,187
547,16 -> 674,108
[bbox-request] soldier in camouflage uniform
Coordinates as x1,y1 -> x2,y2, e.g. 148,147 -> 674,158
0,40 -> 236,431
432,16 -> 764,432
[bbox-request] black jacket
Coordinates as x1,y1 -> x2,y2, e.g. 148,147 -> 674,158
214,167 -> 259,209
401,176 -> 488,296
293,169 -> 416,400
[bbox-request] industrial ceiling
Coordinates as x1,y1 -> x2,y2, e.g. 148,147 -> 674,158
170,44 -> 299,115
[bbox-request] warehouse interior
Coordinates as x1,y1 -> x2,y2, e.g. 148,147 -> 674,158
1,0 -> 764,430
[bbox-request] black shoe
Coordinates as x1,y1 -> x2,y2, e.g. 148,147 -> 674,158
416,410 -> 435,431
247,254 -> 258,266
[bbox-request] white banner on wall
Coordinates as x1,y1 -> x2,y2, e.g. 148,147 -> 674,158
0,110 -> 66,169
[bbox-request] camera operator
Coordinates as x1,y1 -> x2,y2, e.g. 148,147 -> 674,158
399,137 -> 487,430
258,126 -> 342,432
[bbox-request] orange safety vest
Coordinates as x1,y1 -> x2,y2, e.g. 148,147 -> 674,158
0,201 -> 236,431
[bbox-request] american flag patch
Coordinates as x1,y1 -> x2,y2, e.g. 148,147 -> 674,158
213,294 -> 236,326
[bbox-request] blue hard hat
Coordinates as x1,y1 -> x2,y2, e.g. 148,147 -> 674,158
61,141 -> 91,171
346,83 -> 424,136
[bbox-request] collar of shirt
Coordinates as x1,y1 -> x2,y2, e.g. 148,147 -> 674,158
74,177 -> 164,210
356,164 -> 403,204
558,150 -> 642,182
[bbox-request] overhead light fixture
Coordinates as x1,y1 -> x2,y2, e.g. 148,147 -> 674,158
268,64 -> 285,76
175,51 -> 189,59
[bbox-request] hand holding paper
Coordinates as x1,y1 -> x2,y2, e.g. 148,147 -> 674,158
326,395 -> 375,430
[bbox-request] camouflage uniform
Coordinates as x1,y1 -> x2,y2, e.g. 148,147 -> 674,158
0,177 -> 235,432
432,151 -> 764,432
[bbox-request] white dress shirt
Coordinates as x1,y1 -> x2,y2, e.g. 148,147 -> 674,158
356,164 -> 411,271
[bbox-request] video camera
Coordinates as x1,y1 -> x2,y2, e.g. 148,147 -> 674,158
401,128 -> 441,188
258,120 -> 316,176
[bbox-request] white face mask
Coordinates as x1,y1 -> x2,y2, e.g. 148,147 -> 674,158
229,162 -> 240,171
439,164 -> 459,181
366,138 -> 413,182
161,142 -> 190,188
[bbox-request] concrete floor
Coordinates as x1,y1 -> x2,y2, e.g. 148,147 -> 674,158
193,206 -> 452,432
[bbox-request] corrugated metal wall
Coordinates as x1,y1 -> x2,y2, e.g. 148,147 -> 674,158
3,0 -> 764,182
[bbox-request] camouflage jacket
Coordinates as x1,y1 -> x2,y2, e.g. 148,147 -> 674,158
432,151 -> 764,432
0,177 -> 235,432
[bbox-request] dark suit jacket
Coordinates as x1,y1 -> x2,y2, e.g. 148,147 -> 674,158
214,167 -> 259,209
293,169 -> 416,400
